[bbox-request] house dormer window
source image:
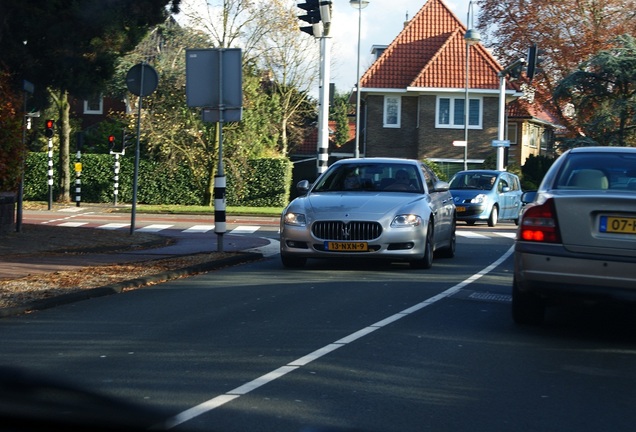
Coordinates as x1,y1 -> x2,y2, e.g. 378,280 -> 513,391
84,94 -> 103,115
383,96 -> 401,128
436,96 -> 482,129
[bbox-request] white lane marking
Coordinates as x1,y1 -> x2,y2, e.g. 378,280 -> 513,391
98,223 -> 129,230
495,232 -> 516,239
245,239 -> 279,258
165,245 -> 516,429
58,207 -> 84,213
231,225 -> 260,234
58,222 -> 88,227
136,224 -> 173,232
183,225 -> 215,233
457,231 -> 489,239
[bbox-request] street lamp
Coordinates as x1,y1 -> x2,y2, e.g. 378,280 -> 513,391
350,0 -> 369,158
463,0 -> 481,170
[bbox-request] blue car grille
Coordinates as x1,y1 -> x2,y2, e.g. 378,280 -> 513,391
312,221 -> 382,241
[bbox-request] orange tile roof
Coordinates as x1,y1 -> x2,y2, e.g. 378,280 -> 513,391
361,0 -> 504,91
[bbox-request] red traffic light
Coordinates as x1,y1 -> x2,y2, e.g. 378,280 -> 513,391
44,119 -> 54,138
108,135 -> 115,143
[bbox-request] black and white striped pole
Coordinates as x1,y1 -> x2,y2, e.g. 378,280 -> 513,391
44,119 -> 54,210
214,171 -> 226,251
113,153 -> 120,205
108,134 -> 124,205
74,133 -> 83,207
74,154 -> 81,206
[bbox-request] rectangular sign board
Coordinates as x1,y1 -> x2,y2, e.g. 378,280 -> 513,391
186,48 -> 243,122
491,139 -> 511,147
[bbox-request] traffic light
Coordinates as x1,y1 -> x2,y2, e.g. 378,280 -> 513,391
526,43 -> 544,82
297,0 -> 332,37
108,134 -> 123,155
44,119 -> 54,138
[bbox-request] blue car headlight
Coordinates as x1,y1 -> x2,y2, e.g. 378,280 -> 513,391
284,212 -> 306,226
391,214 -> 422,227
470,194 -> 487,204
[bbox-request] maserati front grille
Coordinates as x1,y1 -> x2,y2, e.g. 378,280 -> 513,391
312,221 -> 382,241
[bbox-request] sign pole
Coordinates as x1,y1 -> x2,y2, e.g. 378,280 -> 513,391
215,50 -> 227,252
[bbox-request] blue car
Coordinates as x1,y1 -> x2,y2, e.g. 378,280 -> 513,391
449,170 -> 522,227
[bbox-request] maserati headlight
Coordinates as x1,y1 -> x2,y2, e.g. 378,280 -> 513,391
470,194 -> 487,204
284,211 -> 306,226
391,214 -> 422,227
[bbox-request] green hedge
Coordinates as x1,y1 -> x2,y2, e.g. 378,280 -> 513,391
23,153 -> 292,207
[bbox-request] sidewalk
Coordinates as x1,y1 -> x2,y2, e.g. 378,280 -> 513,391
0,221 -> 277,317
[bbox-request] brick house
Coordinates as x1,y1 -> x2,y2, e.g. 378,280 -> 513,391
347,0 -> 558,173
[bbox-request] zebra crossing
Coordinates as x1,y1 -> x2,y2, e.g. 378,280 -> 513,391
51,219 -> 515,239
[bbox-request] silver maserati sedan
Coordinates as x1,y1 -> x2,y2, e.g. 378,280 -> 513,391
280,158 -> 456,269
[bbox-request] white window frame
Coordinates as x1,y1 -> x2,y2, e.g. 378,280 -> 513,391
83,94 -> 103,115
435,96 -> 482,129
383,96 -> 401,128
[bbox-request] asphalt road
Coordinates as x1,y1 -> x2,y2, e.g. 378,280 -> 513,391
2,215 -> 636,432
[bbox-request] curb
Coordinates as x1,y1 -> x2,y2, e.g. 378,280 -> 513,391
0,252 -> 262,319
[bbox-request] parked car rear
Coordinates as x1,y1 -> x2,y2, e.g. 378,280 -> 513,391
512,146 -> 636,325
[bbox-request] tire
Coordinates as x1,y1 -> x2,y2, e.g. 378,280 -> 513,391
512,277 -> 545,325
411,222 -> 434,269
436,218 -> 456,259
281,254 -> 307,268
488,205 -> 498,227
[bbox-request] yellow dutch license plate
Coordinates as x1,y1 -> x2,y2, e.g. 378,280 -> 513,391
600,216 -> 636,234
456,206 -> 466,213
325,241 -> 368,252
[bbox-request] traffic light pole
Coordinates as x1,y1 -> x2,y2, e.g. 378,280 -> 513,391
317,35 -> 331,176
47,137 -> 53,210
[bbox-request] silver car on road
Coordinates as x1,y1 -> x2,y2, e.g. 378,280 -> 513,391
513,146 -> 636,324
280,158 -> 456,269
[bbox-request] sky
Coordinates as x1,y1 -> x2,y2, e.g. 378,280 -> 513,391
327,0 -> 468,92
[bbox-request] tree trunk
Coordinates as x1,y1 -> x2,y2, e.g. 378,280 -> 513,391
56,90 -> 71,203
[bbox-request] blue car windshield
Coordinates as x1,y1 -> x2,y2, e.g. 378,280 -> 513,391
450,173 -> 496,190
312,163 -> 423,193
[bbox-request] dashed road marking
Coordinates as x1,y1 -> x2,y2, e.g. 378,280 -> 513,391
58,222 -> 88,227
230,225 -> 260,234
98,223 -> 130,230
136,224 -> 174,232
183,225 -> 215,233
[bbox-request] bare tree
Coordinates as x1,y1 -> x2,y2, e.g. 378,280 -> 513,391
255,0 -> 319,155
178,0 -> 320,156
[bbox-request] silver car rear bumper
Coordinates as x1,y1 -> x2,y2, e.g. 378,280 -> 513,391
515,242 -> 636,301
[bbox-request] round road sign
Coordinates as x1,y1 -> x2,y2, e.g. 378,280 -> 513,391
126,63 -> 158,97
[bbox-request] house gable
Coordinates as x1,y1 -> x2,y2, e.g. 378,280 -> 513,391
361,0 -> 504,92
353,0 -> 554,172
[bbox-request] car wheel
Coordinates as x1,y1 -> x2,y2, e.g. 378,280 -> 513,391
488,205 -> 498,227
436,219 -> 456,258
281,254 -> 307,268
411,222 -> 434,269
512,277 -> 545,325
